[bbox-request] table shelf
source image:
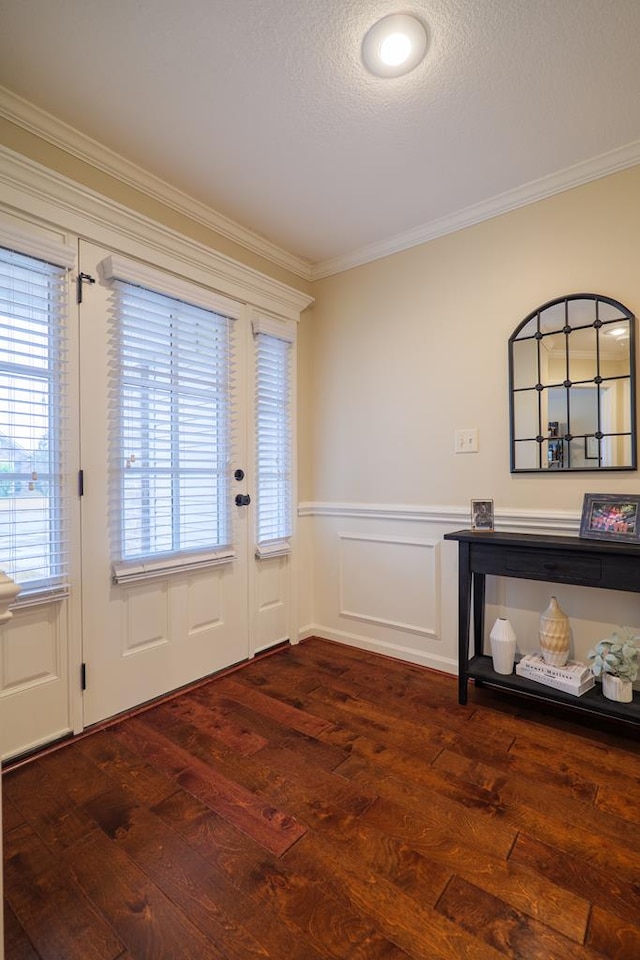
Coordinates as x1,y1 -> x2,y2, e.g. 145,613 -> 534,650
444,529 -> 640,726
468,655 -> 640,724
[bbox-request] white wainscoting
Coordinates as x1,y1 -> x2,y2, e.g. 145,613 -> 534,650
297,502 -> 596,674
338,533 -> 440,639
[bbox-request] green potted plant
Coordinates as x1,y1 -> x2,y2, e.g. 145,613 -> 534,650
588,630 -> 639,702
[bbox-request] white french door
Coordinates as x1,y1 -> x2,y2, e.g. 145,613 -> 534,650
1,230 -> 298,749
0,161 -> 308,759
79,240 -> 251,726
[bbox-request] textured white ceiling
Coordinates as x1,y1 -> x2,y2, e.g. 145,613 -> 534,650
1,0 -> 640,267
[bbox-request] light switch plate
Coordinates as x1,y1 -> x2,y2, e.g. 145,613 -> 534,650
455,428 -> 478,453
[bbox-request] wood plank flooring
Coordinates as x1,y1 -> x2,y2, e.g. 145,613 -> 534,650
4,637 -> 640,959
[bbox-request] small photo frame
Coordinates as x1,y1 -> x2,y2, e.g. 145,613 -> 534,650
579,492 -> 640,543
471,499 -> 494,532
584,436 -> 599,460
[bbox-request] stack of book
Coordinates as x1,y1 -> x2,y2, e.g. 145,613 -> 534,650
515,653 -> 595,696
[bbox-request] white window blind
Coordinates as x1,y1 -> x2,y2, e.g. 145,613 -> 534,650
254,317 -> 294,557
0,245 -> 69,599
110,279 -> 236,583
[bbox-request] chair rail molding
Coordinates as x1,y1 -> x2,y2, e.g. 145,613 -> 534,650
298,501 -> 581,533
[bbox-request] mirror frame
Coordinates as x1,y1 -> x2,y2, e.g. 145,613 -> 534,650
509,293 -> 637,473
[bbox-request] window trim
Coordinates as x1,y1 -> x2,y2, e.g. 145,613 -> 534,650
99,254 -> 242,319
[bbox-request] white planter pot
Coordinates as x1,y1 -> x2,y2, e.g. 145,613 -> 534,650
602,673 -> 633,703
489,618 -> 516,675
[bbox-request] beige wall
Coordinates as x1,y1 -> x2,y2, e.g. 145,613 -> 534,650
304,165 -> 640,509
299,165 -> 640,670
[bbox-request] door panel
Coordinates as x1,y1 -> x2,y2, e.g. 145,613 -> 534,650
252,555 -> 291,655
1,602 -> 72,759
79,240 -> 249,726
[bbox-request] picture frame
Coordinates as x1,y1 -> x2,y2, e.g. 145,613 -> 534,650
579,492 -> 640,543
471,498 -> 494,532
584,436 -> 599,460
548,438 -> 564,468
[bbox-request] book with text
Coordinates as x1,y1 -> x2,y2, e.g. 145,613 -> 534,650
517,653 -> 593,684
515,661 -> 595,696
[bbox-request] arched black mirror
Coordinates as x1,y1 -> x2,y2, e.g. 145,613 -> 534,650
509,294 -> 636,472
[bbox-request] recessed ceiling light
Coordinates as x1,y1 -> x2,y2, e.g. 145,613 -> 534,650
362,14 -> 428,78
606,326 -> 629,338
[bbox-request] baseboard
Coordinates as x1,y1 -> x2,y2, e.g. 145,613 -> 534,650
298,622 -> 457,675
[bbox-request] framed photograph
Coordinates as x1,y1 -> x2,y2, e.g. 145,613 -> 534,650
579,493 -> 640,543
548,438 -> 564,468
584,436 -> 599,460
471,499 -> 494,532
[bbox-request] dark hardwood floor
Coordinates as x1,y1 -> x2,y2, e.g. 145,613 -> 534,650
4,636 -> 640,959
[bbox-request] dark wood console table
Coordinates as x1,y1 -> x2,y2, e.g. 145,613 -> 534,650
443,529 -> 640,724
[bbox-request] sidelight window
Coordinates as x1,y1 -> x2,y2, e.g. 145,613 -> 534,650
253,316 -> 294,557
0,245 -> 70,597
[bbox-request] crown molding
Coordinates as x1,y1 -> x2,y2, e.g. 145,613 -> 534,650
4,86 -> 640,284
312,141 -> 640,279
0,86 -> 314,282
0,145 -> 313,319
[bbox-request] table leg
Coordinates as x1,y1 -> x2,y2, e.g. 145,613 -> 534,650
473,572 -> 486,658
458,541 -> 471,705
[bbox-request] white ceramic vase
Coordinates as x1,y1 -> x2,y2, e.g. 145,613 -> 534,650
602,673 -> 633,703
539,596 -> 570,666
489,618 -> 516,674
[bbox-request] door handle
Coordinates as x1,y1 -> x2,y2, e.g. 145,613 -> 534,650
235,493 -> 251,507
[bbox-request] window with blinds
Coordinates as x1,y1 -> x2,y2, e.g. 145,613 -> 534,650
254,319 -> 294,557
110,279 -> 236,582
0,245 -> 69,598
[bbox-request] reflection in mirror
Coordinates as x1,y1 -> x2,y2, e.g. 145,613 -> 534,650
567,299 -> 600,326
513,390 -> 539,440
514,440 -> 539,470
539,302 -> 565,333
509,294 -> 636,472
600,320 -> 631,377
512,338 -> 538,389
568,328 -> 598,382
598,302 -> 628,322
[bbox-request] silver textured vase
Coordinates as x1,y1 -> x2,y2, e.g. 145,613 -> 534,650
539,596 -> 570,666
